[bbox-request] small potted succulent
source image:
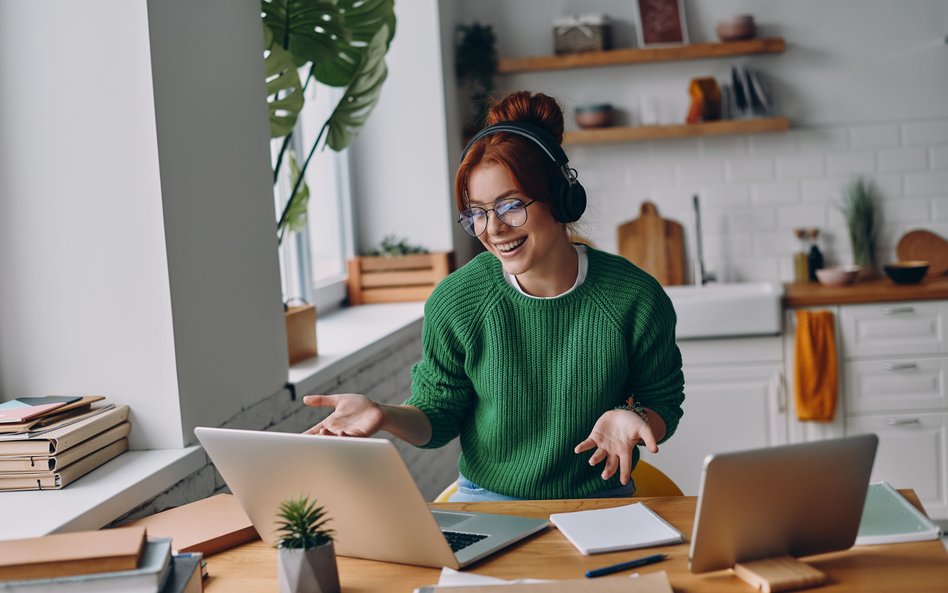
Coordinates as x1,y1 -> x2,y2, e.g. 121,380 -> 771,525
275,495 -> 339,593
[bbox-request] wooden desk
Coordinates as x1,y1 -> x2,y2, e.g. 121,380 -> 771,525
204,494 -> 948,592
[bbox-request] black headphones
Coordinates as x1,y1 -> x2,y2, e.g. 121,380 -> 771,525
460,121 -> 587,224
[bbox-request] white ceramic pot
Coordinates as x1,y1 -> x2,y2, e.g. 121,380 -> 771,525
278,542 -> 340,593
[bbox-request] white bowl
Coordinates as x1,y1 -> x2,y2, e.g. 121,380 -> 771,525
815,266 -> 860,287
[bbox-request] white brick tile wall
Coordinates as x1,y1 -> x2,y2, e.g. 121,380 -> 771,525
579,117 -> 948,283
752,181 -> 800,205
931,146 -> 948,170
798,127 -> 849,153
933,197 -> 948,221
749,131 -> 799,156
850,124 -> 900,149
676,160 -> 725,185
826,152 -> 876,177
699,135 -> 748,158
727,158 -> 774,182
776,155 -> 824,179
903,121 -> 948,146
878,147 -> 928,173
905,170 -> 948,196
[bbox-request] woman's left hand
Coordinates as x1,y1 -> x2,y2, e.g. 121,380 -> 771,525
574,410 -> 659,485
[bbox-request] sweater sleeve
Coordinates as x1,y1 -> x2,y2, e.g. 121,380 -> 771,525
403,291 -> 476,449
626,286 -> 685,444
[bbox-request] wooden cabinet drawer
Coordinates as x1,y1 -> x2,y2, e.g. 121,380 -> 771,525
840,302 -> 946,359
846,412 -> 948,519
844,356 -> 948,413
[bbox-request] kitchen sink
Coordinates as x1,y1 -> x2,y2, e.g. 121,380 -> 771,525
663,282 -> 784,339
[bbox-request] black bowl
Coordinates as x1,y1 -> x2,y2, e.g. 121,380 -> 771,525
883,261 -> 929,285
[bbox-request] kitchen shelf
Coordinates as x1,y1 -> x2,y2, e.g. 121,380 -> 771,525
563,116 -> 790,145
497,37 -> 785,74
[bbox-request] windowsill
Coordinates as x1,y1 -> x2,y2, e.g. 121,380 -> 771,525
0,446 -> 206,541
288,301 -> 426,397
0,302 -> 425,542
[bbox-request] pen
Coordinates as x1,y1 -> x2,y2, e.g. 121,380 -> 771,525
585,553 -> 667,578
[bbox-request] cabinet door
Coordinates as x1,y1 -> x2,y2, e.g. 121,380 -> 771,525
846,412 -> 948,520
640,365 -> 787,496
844,356 -> 948,413
840,302 -> 946,359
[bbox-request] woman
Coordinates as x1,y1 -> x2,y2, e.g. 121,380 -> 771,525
304,91 -> 684,501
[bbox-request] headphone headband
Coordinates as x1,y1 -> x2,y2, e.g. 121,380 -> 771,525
461,121 -> 570,167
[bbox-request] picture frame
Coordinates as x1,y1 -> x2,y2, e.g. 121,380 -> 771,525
633,0 -> 689,47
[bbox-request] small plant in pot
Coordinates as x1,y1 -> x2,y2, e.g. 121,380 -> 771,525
275,495 -> 338,593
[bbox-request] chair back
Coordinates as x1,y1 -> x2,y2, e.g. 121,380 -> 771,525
632,459 -> 683,497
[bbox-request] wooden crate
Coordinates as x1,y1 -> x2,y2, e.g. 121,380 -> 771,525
346,252 -> 452,305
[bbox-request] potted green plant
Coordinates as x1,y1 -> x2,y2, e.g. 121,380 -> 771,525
260,0 -> 397,361
275,495 -> 338,593
347,235 -> 452,305
839,177 -> 879,278
455,22 -> 498,141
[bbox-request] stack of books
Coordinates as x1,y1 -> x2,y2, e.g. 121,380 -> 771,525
0,526 -> 203,592
0,396 -> 130,491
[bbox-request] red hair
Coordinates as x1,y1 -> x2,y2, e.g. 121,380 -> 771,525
454,91 -> 565,211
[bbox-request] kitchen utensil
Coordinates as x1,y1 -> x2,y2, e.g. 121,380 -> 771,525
896,230 -> 948,277
883,261 -> 929,285
617,201 -> 685,286
815,266 -> 860,287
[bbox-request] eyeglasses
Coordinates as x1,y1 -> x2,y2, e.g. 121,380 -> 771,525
458,197 -> 536,237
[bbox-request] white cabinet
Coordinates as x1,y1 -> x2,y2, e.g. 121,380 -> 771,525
641,336 -> 787,495
785,300 -> 948,519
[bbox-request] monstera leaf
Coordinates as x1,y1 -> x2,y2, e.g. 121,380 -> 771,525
325,24 -> 389,151
264,26 -> 304,138
262,0 -> 347,67
284,151 -> 311,234
314,0 -> 395,87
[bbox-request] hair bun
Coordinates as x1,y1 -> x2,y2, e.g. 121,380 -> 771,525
486,91 -> 564,144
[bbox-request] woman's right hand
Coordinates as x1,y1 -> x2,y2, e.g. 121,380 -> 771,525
303,393 -> 386,437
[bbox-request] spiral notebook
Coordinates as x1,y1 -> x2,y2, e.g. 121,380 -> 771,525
855,481 -> 942,545
550,502 -> 683,555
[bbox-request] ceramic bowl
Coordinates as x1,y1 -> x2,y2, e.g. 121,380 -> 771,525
575,104 -> 614,129
883,260 -> 929,285
715,15 -> 756,41
815,266 -> 860,287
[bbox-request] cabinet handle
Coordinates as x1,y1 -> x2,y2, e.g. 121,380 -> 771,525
885,418 -> 921,426
773,371 -> 787,414
880,306 -> 915,315
882,362 -> 919,371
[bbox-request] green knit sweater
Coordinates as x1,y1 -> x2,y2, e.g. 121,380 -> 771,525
404,247 -> 684,499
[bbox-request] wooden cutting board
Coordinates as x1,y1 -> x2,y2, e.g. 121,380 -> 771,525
896,230 -> 948,277
617,201 -> 686,285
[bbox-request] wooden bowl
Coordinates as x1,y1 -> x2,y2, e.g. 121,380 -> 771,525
883,261 -> 929,285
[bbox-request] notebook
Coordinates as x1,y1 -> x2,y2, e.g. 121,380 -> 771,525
549,502 -> 683,555
855,481 -> 942,545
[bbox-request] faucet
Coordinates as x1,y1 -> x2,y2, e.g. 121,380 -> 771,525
692,194 -> 716,286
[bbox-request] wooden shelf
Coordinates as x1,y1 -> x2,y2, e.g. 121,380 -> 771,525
563,116 -> 790,145
497,38 -> 785,74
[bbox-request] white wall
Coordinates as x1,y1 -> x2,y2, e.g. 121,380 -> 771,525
0,0 -> 288,449
453,0 -> 948,281
350,0 -> 456,256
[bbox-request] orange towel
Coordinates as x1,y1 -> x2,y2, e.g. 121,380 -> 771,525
793,309 -> 839,422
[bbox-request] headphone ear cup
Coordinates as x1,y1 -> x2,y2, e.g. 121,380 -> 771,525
551,179 -> 586,224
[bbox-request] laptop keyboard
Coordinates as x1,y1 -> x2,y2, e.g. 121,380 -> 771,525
443,530 -> 489,552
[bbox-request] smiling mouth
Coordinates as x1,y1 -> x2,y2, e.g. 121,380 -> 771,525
495,237 -> 526,253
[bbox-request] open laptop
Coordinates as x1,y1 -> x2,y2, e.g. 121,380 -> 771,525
194,427 -> 548,568
689,434 -> 879,573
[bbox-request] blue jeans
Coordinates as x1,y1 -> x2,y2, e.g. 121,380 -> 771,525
448,474 -> 637,502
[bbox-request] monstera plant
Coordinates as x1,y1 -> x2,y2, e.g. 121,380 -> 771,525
262,0 -> 396,243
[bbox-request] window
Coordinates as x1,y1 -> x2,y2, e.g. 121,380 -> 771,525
274,81 -> 353,314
